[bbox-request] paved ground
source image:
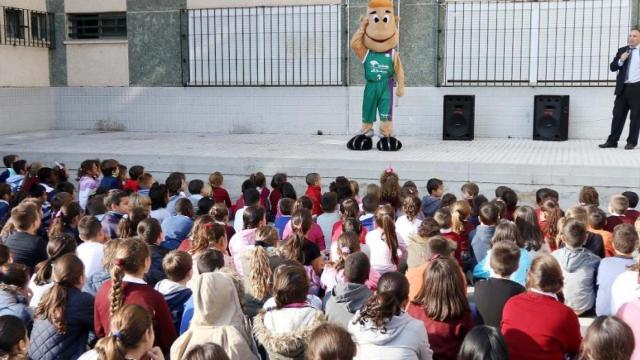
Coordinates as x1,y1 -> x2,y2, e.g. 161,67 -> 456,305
1,130 -> 639,205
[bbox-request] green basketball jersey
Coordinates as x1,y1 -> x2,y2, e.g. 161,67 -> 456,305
363,50 -> 394,82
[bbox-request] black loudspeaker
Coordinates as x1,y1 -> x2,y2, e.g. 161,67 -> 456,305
533,95 -> 569,141
443,95 -> 475,140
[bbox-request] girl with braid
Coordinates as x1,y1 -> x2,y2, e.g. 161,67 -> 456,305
29,233 -> 77,308
93,238 -> 176,355
29,254 -> 94,360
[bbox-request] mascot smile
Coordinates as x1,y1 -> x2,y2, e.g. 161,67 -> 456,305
347,0 -> 405,151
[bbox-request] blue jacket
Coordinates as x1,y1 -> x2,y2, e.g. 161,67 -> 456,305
470,225 -> 496,263
473,248 -> 533,286
83,271 -> 110,297
29,288 -> 94,360
0,201 -> 9,225
0,285 -> 32,331
161,215 -> 193,250
0,169 -> 10,183
359,214 -> 375,232
101,211 -> 124,240
144,245 -> 169,287
97,176 -> 121,193
421,195 -> 441,218
156,283 -> 192,334
274,215 -> 291,239
179,295 -> 194,334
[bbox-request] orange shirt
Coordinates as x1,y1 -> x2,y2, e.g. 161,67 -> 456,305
589,227 -> 614,257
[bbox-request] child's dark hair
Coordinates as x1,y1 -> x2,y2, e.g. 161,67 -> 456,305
293,196 -> 313,213
341,217 -> 363,235
243,206 -> 265,230
491,220 -> 524,248
417,217 -> 441,238
0,244 -> 9,267
272,264 -> 309,309
339,197 -> 360,219
175,198 -> 194,217
2,155 -> 18,168
104,190 -> 128,210
184,342 -> 231,360
282,208 -> 313,264
579,186 -> 600,207
329,176 -> 353,203
149,183 -> 168,210
197,197 -> 215,216
163,250 -> 192,282
37,167 -> 54,184
190,217 -> 225,255
281,182 -> 297,200
434,207 -> 452,229
278,197 -> 295,216
334,232 -> 361,273
0,183 -> 11,200
0,263 -> 29,288
362,194 -> 380,214
490,241 -> 521,277
12,160 -> 27,174
424,235 -> 454,259
612,224 -> 638,255
540,199 -> 562,241
426,178 -> 443,195
479,202 -> 500,226
117,165 -> 127,182
87,194 -> 107,216
581,316 -> 635,360
441,193 -> 457,208
561,218 -> 587,248
514,205 -> 544,252
110,238 -> 151,316
165,173 -> 184,196
137,217 -> 162,246
306,323 -> 357,360
94,304 -> 153,360
29,184 -> 47,199
56,182 -> 75,196
0,314 -> 27,358
461,182 -> 480,197
344,252 -> 370,284
34,253 -> 84,333
354,272 -> 408,332
306,173 -> 320,186
270,173 -> 287,191
587,206 -> 607,230
500,189 -> 518,211
128,165 -> 144,181
380,170 -> 401,210
622,191 -> 639,209
100,159 -> 119,178
117,207 -> 150,239
457,325 -> 509,360
526,254 -> 563,293
34,234 -> 77,286
413,256 -> 469,322
10,201 -> 40,232
77,159 -> 99,180
374,205 -> 399,266
320,192 -> 338,213
251,172 -> 267,188
535,187 -> 559,205
243,188 -> 260,207
197,249 -> 225,274
188,179 -> 204,195
78,215 -> 103,240
48,201 -> 83,239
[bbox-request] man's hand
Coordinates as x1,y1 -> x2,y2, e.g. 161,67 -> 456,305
359,16 -> 369,30
621,51 -> 630,62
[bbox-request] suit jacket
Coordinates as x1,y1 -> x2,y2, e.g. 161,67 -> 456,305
612,45 -> 633,95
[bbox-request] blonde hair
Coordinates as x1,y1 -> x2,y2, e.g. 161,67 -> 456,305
249,226 -> 279,300
109,238 -> 150,317
610,195 -> 630,215
94,304 -> 153,360
128,193 -> 151,211
451,200 -> 472,234
208,172 -> 224,188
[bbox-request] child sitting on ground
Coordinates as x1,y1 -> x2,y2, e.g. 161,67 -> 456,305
273,198 -> 294,239
605,194 -> 634,232
317,192 -> 340,250
305,172 -> 323,216
161,198 -> 194,250
587,206 -> 614,257
123,165 -> 144,192
623,191 -> 640,223
154,250 -> 193,334
324,252 -> 372,329
209,171 -> 232,209
76,216 -> 106,279
101,190 -> 130,239
358,194 -> 379,232
421,178 -> 443,218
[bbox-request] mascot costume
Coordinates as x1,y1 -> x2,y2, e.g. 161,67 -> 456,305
347,0 -> 405,151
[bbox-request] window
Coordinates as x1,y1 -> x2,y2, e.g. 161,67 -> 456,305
5,8 -> 25,39
30,12 -> 49,41
68,13 -> 127,40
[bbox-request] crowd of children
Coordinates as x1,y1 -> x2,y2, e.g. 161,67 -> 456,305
1,153 -> 640,359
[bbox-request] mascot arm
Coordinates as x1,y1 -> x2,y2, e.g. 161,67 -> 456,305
350,18 -> 368,62
394,51 -> 405,97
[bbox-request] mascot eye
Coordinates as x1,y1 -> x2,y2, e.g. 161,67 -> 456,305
372,15 -> 380,23
383,15 -> 390,23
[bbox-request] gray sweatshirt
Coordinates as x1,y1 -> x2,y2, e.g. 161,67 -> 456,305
552,247 -> 601,314
324,282 -> 372,329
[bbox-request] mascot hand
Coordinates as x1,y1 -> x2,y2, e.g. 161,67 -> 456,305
396,86 -> 405,97
359,16 -> 369,29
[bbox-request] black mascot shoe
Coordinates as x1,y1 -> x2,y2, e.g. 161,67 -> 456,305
377,137 -> 402,151
347,135 -> 373,151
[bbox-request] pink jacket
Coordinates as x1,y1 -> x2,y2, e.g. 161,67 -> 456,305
283,221 -> 326,251
228,228 -> 257,276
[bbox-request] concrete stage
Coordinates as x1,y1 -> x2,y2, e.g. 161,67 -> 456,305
1,130 -> 639,206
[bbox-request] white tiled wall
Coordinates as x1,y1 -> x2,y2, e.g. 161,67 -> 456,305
0,88 -> 53,134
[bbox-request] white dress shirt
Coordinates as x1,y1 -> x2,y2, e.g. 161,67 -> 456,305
620,47 -> 640,83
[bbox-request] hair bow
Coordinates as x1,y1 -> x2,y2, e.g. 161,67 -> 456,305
113,258 -> 125,266
341,246 -> 351,255
385,166 -> 394,174
111,330 -> 122,340
203,222 -> 214,229
55,210 -> 63,219
429,254 -> 442,261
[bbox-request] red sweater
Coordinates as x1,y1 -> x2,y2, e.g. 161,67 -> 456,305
406,303 -> 473,360
94,280 -> 177,354
626,209 -> 640,223
305,185 -> 322,216
123,179 -> 138,192
441,231 -> 463,264
212,187 -> 232,209
604,214 -> 634,232
501,292 -> 581,360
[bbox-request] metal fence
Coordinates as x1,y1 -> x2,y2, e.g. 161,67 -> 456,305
0,6 -> 54,48
439,0 -> 633,87
183,4 -> 345,86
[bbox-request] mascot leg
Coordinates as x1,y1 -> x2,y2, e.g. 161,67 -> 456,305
347,83 -> 377,151
376,90 -> 402,152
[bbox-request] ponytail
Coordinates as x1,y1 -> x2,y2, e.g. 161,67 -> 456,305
33,234 -> 76,286
95,304 -> 153,360
334,232 -> 360,272
190,216 -> 225,255
451,200 -> 471,235
249,246 -> 272,299
117,207 -> 149,239
375,205 -> 399,265
34,254 -> 84,333
402,195 -> 421,222
47,202 -> 82,240
109,239 -> 150,317
283,209 -> 312,264
353,291 -> 402,332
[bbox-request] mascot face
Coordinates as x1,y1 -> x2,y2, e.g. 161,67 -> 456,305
363,0 -> 399,53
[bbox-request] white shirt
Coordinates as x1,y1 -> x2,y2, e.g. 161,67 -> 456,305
77,241 -> 105,279
150,208 -> 171,224
365,228 -> 405,275
610,270 -> 640,315
595,256 -> 636,316
316,211 -> 340,250
621,47 -> 640,83
28,275 -> 54,308
395,215 -> 421,248
233,206 -> 248,233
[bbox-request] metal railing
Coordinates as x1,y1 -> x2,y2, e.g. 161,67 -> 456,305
183,4 -> 345,86
439,0 -> 633,87
0,6 -> 54,48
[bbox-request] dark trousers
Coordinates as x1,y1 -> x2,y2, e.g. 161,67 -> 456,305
608,83 -> 640,146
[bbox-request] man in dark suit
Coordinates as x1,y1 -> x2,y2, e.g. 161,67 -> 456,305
600,27 -> 640,150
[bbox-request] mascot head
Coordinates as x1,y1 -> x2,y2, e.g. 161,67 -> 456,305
363,0 -> 399,53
